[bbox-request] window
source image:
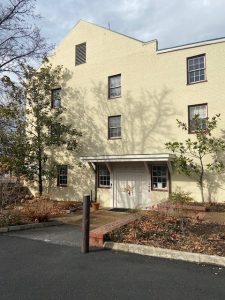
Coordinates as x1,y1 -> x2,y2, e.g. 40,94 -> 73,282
187,54 -> 206,84
98,164 -> 110,187
151,165 -> 168,190
57,165 -> 68,186
75,42 -> 86,65
108,74 -> 121,98
51,88 -> 61,108
188,104 -> 207,133
108,115 -> 121,139
50,123 -> 61,144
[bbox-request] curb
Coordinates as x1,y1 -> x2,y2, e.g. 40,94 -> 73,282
104,242 -> 225,267
0,221 -> 63,233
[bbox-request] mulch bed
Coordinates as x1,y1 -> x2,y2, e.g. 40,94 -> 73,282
0,199 -> 82,227
108,211 -> 225,257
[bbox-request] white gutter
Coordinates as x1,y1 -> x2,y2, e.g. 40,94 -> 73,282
157,37 -> 225,54
80,153 -> 175,163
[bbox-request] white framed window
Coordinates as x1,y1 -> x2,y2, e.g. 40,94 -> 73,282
51,88 -> 61,108
188,103 -> 208,133
57,165 -> 68,186
98,164 -> 110,187
187,54 -> 206,84
50,123 -> 61,144
151,165 -> 168,191
108,74 -> 121,98
108,115 -> 121,139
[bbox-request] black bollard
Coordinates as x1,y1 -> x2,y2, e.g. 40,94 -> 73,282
81,194 -> 90,253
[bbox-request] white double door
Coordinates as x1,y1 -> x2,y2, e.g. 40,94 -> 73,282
113,164 -> 150,209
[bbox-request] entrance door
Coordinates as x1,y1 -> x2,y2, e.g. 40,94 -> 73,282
115,169 -> 150,209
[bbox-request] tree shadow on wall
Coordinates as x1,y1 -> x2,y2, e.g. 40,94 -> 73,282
91,82 -> 180,154
46,76 -> 181,201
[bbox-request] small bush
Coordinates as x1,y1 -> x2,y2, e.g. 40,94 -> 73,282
22,200 -> 52,222
0,212 -> 22,227
169,191 -> 193,204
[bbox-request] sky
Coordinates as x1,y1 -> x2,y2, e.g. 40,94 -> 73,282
35,0 -> 225,49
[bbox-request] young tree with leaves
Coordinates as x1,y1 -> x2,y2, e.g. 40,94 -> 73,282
0,76 -> 28,178
24,62 -> 82,195
166,114 -> 225,202
1,62 -> 82,195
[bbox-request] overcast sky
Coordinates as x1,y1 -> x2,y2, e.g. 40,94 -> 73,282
35,0 -> 225,49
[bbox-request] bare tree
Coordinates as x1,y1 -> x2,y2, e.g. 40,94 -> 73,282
0,0 -> 50,75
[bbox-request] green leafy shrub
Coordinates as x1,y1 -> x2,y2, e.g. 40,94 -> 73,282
169,191 -> 193,204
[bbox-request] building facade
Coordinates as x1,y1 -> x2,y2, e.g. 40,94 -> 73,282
46,20 -> 225,208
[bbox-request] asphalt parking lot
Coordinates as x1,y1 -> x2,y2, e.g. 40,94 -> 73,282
0,227 -> 224,300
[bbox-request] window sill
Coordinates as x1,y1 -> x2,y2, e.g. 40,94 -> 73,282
75,62 -> 86,67
98,186 -> 111,189
188,129 -> 208,134
152,189 -> 168,192
186,80 -> 207,86
108,137 -> 122,140
57,184 -> 67,187
108,96 -> 122,100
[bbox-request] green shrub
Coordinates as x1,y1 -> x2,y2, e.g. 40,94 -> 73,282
169,191 -> 193,204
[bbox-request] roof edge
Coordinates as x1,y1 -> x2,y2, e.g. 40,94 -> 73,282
157,36 -> 225,54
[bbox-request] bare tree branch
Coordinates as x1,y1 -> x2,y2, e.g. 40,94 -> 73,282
0,0 -> 52,75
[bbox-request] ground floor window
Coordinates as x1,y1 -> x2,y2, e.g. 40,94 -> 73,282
57,165 -> 68,186
98,164 -> 110,187
151,165 -> 168,190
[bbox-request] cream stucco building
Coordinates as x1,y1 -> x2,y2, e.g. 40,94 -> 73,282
46,20 -> 225,208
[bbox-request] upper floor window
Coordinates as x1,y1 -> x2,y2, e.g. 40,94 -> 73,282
51,88 -> 61,108
187,54 -> 206,84
75,42 -> 86,65
98,164 -> 110,187
57,165 -> 68,186
50,123 -> 61,144
108,115 -> 121,139
151,165 -> 168,191
188,103 -> 208,133
108,74 -> 121,99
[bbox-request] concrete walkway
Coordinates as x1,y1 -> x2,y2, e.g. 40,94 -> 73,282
53,209 -> 130,228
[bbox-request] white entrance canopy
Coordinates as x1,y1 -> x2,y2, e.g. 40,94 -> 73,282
80,153 -> 175,163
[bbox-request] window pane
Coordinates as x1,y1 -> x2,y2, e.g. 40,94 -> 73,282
109,116 -> 121,138
52,89 -> 61,108
110,75 -> 121,88
110,87 -> 121,98
152,166 -> 168,190
189,104 -> 207,131
98,164 -> 110,187
109,75 -> 121,98
187,55 -> 205,83
58,165 -> 68,186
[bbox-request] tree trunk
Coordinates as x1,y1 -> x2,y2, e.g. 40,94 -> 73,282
38,156 -> 43,195
200,182 -> 204,203
199,157 -> 205,203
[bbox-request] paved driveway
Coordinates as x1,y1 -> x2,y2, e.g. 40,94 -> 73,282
0,231 -> 225,300
5,224 -> 82,247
